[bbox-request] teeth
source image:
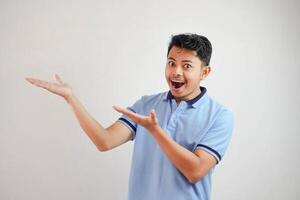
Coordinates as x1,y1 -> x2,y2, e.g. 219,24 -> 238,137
171,80 -> 184,83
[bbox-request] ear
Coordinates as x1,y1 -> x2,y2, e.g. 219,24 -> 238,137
200,66 -> 211,80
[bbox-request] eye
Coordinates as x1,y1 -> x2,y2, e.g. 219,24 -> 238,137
183,64 -> 192,69
168,61 -> 176,67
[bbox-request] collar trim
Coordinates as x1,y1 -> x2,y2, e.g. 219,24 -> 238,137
164,86 -> 207,107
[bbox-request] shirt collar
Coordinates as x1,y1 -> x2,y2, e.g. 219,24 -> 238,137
163,86 -> 208,108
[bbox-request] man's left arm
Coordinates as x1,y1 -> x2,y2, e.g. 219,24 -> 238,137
113,106 -> 218,184
150,125 -> 218,183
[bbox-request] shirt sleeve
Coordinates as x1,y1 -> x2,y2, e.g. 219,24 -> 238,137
195,109 -> 234,164
117,97 -> 144,140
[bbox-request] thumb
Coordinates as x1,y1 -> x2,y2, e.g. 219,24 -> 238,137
150,109 -> 157,123
53,73 -> 64,84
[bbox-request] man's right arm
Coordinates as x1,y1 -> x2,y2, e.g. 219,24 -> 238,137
25,75 -> 130,151
66,94 -> 132,151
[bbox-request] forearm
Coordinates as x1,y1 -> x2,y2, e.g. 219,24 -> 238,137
150,126 -> 202,183
65,94 -> 109,151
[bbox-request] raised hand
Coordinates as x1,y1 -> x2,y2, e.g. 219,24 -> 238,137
25,74 -> 73,100
113,106 -> 160,133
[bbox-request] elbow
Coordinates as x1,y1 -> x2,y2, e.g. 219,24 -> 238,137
186,172 -> 203,184
96,142 -> 110,152
97,146 -> 108,152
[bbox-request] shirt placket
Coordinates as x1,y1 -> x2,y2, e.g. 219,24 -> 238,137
165,99 -> 185,138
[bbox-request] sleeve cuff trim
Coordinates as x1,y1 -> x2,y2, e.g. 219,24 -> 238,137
196,144 -> 222,163
118,117 -> 136,133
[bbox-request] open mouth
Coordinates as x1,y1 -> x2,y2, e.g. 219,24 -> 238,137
171,80 -> 185,89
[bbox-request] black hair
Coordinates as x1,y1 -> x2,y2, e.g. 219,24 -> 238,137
167,33 -> 212,66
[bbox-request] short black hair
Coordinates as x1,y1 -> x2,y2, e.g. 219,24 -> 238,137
167,33 -> 212,66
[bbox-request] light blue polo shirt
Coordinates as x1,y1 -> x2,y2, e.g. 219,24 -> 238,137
118,86 -> 233,200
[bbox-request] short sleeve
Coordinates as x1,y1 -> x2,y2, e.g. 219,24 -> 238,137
117,97 -> 144,140
195,109 -> 234,164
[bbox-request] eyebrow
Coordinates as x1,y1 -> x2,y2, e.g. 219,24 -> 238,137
168,57 -> 193,63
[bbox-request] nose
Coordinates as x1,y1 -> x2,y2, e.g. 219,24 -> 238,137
174,66 -> 183,76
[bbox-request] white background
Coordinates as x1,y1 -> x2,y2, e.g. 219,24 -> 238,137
1,0 -> 299,199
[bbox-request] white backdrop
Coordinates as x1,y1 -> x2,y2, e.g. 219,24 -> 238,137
1,0 -> 299,199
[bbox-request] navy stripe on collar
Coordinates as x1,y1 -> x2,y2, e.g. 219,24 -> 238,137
166,86 -> 207,105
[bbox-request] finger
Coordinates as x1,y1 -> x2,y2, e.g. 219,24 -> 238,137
54,73 -> 64,84
113,106 -> 145,123
25,77 -> 51,90
25,77 -> 34,84
113,106 -> 135,117
150,109 -> 156,120
25,77 -> 38,84
150,109 -> 158,123
25,77 -> 41,85
112,105 -> 126,113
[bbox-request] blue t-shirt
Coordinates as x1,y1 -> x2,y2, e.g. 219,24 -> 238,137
118,86 -> 234,200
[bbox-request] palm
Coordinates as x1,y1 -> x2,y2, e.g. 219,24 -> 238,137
26,74 -> 73,99
113,106 -> 159,132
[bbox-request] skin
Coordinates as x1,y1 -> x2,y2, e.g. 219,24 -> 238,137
165,46 -> 211,104
25,46 -> 216,184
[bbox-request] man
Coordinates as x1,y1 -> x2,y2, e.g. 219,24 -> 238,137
26,33 -> 233,200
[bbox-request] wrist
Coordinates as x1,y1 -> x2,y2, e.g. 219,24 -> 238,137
64,92 -> 75,104
148,124 -> 161,135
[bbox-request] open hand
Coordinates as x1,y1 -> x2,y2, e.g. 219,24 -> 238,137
25,74 -> 73,100
113,106 -> 159,133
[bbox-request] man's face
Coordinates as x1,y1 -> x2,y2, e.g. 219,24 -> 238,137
165,46 -> 210,102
